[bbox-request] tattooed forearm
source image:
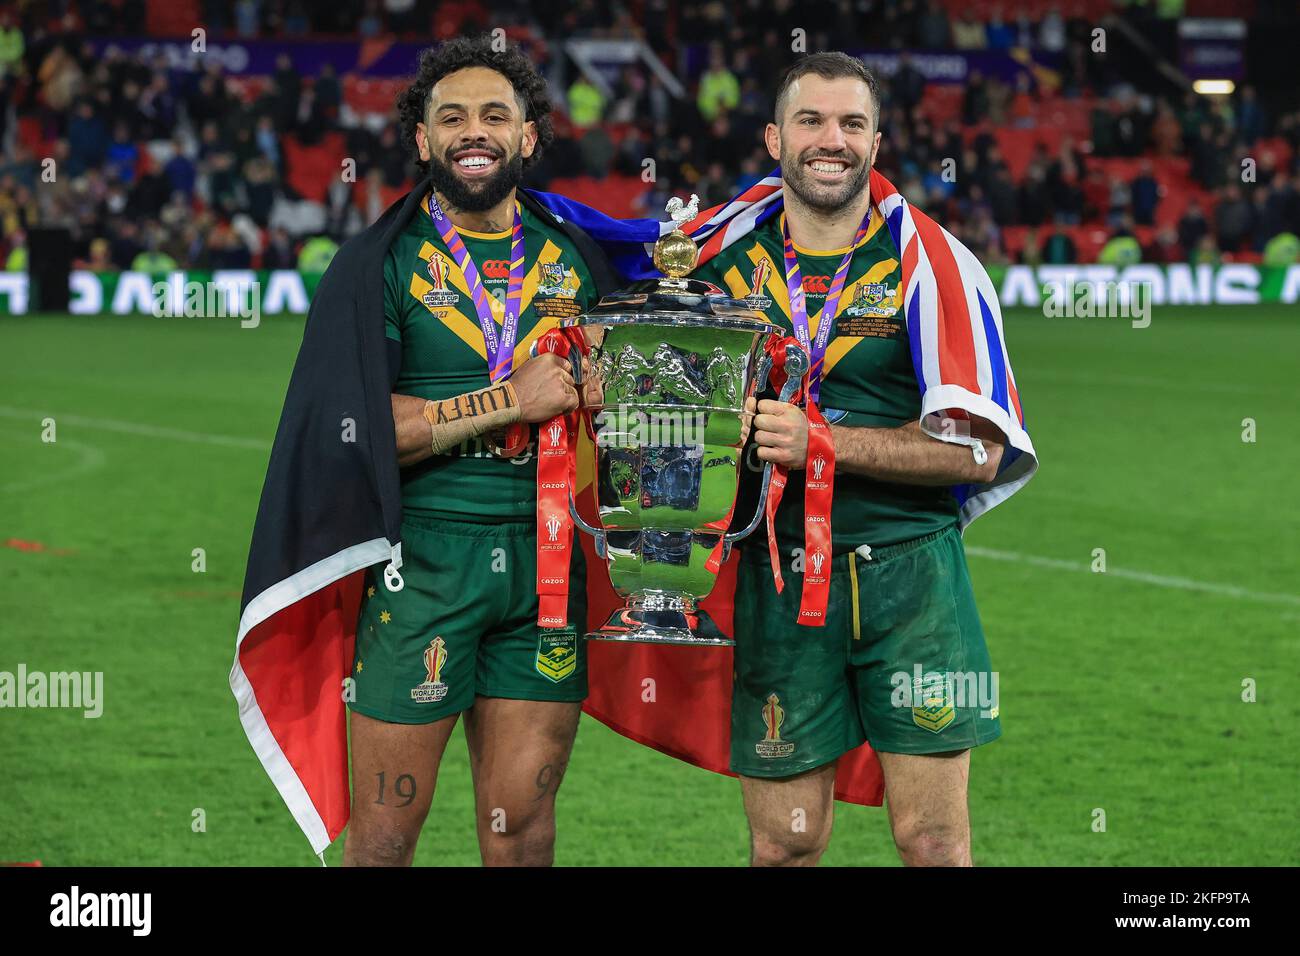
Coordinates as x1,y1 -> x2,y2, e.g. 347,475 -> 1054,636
426,382 -> 517,424
391,382 -> 522,466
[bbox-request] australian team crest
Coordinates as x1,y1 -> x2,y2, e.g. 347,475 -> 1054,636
536,625 -> 578,682
421,251 -> 460,309
537,261 -> 579,298
845,282 -> 898,317
911,673 -> 955,733
755,693 -> 796,758
411,636 -> 450,702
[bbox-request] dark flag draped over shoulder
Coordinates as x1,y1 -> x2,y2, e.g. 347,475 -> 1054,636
230,178 -> 625,855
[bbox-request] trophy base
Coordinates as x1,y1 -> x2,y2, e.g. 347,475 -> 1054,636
587,594 -> 733,646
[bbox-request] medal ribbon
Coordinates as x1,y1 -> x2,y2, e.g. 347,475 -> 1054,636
533,327 -> 589,628
761,336 -> 835,627
427,191 -> 529,450
780,207 -> 871,405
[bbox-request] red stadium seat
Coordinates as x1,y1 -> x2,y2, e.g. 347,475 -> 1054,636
546,175 -> 649,219
283,131 -> 348,203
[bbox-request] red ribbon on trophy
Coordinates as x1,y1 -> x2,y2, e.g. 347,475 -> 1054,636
533,327 -> 589,627
761,335 -> 835,626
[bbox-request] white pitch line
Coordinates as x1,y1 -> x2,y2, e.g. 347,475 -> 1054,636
0,407 -> 270,451
0,437 -> 107,494
965,545 -> 1300,607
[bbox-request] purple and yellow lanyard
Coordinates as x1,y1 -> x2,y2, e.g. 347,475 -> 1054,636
780,207 -> 872,404
427,192 -> 525,381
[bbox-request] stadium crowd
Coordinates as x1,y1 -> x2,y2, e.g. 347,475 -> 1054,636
1,0 -> 1298,275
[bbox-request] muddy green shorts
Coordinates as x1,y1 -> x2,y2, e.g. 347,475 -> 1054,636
349,513 -> 588,724
730,524 -> 1000,777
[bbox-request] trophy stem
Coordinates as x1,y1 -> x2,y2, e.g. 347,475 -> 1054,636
587,590 -> 733,646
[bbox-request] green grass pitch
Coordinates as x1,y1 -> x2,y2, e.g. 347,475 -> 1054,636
1,305 -> 1296,866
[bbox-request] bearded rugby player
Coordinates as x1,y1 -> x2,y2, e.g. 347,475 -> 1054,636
342,37 -> 607,867
693,53 -> 1007,867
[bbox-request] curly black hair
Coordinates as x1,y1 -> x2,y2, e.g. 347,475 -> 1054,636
396,35 -> 554,177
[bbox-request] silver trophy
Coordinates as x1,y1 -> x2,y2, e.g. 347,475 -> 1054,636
561,197 -> 808,645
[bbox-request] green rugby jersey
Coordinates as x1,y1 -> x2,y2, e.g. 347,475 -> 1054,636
693,210 -> 959,552
384,196 -> 599,521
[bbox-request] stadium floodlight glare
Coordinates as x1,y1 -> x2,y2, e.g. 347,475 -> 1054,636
1192,79 -> 1236,96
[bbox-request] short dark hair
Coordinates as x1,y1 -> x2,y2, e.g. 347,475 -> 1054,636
396,35 -> 554,176
773,53 -> 882,131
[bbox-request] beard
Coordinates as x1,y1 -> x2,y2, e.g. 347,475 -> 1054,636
781,147 -> 872,214
426,143 -> 524,213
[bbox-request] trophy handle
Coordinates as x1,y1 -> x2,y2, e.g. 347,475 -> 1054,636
754,351 -> 773,393
568,491 -> 607,559
721,343 -> 810,560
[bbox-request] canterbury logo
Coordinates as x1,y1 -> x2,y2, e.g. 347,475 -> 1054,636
481,259 -> 510,278
802,275 -> 831,294
811,455 -> 826,480
546,515 -> 562,541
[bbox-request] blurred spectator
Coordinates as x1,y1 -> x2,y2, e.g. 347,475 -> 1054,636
384,0 -> 419,36
1214,185 -> 1254,253
985,10 -> 1016,51
81,237 -> 114,272
164,138 -> 198,198
952,13 -> 988,50
0,11 -> 23,77
1236,86 -> 1264,146
1178,200 -> 1209,253
106,122 -> 139,184
66,99 -> 108,178
962,72 -> 989,126
1188,234 -> 1221,266
1145,227 -> 1183,264
235,0 -> 260,38
916,3 -> 949,49
1262,231 -> 1300,266
1039,4 -> 1066,53
697,46 -> 739,122
579,127 -> 615,179
131,238 -> 178,274
567,75 -> 605,129
1042,224 -> 1077,264
1131,161 -> 1159,226
263,227 -> 298,270
298,234 -> 339,272
893,53 -> 926,117
4,230 -> 25,270
38,43 -> 84,116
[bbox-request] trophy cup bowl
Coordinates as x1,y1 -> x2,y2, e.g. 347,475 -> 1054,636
560,274 -> 808,646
